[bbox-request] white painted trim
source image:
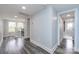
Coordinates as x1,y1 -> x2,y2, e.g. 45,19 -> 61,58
58,8 -> 76,15
0,37 -> 3,47
57,15 -> 60,46
52,43 -> 58,54
30,40 -> 53,53
0,20 -> 3,47
30,39 -> 58,54
74,8 -> 77,50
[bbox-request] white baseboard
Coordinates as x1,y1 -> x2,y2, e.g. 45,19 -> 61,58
30,40 -> 58,54
52,43 -> 58,53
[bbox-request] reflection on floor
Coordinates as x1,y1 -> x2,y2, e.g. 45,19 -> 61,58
0,37 -> 49,54
23,39 -> 49,54
54,39 -> 79,54
1,36 -> 79,54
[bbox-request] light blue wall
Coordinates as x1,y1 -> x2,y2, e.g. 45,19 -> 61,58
75,8 -> 79,51
30,6 -> 58,53
51,7 -> 58,48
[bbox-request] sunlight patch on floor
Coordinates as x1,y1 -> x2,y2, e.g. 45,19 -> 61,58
5,38 -> 24,53
66,39 -> 73,49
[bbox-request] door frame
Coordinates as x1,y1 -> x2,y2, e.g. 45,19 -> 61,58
0,20 -> 3,47
57,8 -> 77,50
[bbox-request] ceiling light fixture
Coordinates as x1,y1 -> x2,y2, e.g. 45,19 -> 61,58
14,16 -> 18,18
22,6 -> 26,10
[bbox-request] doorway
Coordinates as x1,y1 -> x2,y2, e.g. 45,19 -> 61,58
57,10 -> 75,53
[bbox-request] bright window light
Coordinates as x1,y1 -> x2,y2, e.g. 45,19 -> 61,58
67,22 -> 73,30
22,6 -> 26,10
66,39 -> 73,49
8,22 -> 16,32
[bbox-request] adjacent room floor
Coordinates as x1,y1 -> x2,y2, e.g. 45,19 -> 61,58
54,39 -> 79,54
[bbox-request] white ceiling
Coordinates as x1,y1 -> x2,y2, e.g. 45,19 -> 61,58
0,4 -> 79,20
0,4 -> 46,20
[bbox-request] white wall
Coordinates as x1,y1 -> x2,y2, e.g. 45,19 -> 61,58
3,20 -> 8,36
27,19 -> 30,38
24,19 -> 27,38
30,6 -> 58,53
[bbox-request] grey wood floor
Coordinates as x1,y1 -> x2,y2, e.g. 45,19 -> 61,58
0,37 -> 79,54
0,37 -> 49,54
54,39 -> 79,54
22,40 -> 49,54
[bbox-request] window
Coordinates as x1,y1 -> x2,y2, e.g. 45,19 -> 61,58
8,22 -> 24,32
8,22 -> 16,32
67,22 -> 73,30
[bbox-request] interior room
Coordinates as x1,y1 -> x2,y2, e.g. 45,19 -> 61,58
0,4 -> 79,54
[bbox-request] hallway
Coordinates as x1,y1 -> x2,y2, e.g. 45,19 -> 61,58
54,39 -> 79,54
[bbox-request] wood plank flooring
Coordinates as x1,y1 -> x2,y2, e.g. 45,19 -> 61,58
54,39 -> 79,54
0,37 -> 49,54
